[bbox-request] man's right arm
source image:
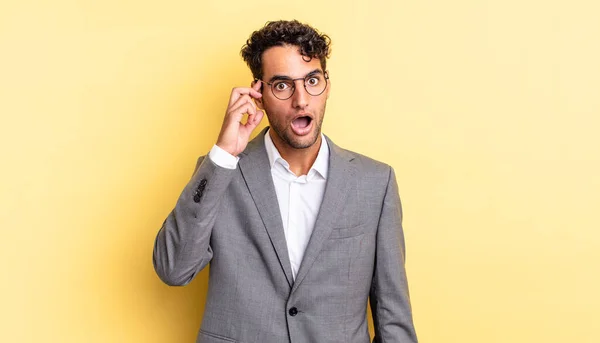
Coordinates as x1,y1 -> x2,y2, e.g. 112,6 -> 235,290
152,152 -> 237,286
152,82 -> 264,286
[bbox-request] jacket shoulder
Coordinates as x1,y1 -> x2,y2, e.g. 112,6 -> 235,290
337,146 -> 393,177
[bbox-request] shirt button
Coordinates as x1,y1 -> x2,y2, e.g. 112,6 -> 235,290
288,307 -> 298,316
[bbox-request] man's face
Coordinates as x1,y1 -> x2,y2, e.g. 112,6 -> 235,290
255,45 -> 330,150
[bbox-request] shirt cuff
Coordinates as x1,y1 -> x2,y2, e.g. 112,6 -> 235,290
208,145 -> 239,169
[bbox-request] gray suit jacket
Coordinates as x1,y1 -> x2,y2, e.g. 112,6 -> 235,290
153,128 -> 417,343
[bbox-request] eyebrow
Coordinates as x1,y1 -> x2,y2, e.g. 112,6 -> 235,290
268,69 -> 323,83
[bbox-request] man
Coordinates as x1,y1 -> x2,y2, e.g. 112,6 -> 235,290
153,20 -> 418,343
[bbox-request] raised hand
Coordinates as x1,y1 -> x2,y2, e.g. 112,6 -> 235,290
216,81 -> 265,156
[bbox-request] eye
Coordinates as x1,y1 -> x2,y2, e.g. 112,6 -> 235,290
273,81 -> 291,91
306,76 -> 320,86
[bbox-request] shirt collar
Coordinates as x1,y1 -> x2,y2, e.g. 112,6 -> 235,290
264,128 -> 329,179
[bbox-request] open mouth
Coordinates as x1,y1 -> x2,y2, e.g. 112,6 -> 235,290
291,116 -> 313,135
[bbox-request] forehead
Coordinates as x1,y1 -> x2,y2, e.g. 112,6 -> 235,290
261,45 -> 322,79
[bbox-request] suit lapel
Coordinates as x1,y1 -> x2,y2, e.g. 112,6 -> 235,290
238,129 -> 294,288
291,136 -> 356,294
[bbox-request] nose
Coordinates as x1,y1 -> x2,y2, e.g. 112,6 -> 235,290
291,81 -> 309,109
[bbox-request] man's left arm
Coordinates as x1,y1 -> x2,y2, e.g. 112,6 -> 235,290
369,167 -> 418,343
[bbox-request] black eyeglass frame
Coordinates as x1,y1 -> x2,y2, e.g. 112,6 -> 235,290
255,71 -> 329,100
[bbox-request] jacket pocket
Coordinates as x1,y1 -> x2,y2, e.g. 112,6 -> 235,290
198,329 -> 237,343
329,224 -> 365,239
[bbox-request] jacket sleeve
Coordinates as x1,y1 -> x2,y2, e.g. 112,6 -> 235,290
152,156 -> 236,286
370,167 -> 418,342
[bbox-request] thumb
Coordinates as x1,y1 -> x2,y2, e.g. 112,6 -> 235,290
253,109 -> 265,125
244,109 -> 264,132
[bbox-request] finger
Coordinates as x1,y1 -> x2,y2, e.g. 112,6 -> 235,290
249,108 -> 264,126
228,97 -> 257,121
240,109 -> 264,137
228,102 -> 256,123
228,86 -> 262,107
228,94 -> 254,114
244,108 -> 263,127
225,95 -> 255,122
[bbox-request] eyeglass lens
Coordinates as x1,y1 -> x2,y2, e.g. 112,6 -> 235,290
270,74 -> 327,100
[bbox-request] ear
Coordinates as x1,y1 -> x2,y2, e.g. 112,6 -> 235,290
325,70 -> 332,99
255,97 -> 265,110
251,79 -> 265,110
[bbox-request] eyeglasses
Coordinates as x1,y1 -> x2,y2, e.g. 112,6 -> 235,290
255,71 -> 329,100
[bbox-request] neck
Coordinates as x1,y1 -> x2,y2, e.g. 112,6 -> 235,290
269,130 -> 322,176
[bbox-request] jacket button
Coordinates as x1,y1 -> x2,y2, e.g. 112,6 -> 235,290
200,179 -> 207,186
193,194 -> 201,203
288,307 -> 298,316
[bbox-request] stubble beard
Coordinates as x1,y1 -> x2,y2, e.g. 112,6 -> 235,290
267,103 -> 326,150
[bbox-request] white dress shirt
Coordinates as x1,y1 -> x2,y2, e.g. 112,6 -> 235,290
208,130 -> 329,279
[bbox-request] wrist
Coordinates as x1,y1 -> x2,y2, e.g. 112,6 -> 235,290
209,144 -> 239,169
215,142 -> 237,157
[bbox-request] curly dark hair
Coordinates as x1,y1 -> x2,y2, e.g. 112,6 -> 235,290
241,20 -> 331,79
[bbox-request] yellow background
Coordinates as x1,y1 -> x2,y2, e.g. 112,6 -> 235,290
1,0 -> 599,342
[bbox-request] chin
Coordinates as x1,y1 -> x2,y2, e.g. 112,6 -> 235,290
286,131 -> 320,150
